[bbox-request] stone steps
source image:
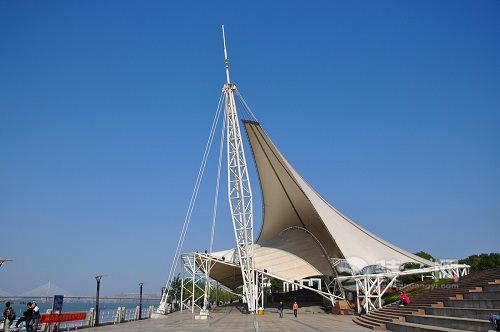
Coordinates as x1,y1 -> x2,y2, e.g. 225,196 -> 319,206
484,284 -> 500,292
362,313 -> 394,325
415,290 -> 462,295
370,310 -> 405,321
379,307 -> 420,316
406,314 -> 491,331
459,279 -> 500,287
413,296 -> 458,301
352,315 -> 386,330
405,304 -> 443,310
444,298 -> 500,309
352,268 -> 500,331
425,306 -> 500,320
386,321 -> 472,332
464,290 -> 500,300
409,300 -> 442,305
459,277 -> 500,287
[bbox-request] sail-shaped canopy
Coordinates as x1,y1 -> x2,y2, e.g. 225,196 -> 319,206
201,120 -> 432,289
244,120 -> 432,271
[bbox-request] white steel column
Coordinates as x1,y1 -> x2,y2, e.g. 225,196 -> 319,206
222,26 -> 257,313
178,254 -> 206,314
180,277 -> 184,312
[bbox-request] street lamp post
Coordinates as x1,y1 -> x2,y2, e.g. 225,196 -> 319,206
139,283 -> 143,320
216,281 -> 219,306
94,275 -> 103,327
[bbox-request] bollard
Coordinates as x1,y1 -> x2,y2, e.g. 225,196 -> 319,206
87,308 -> 95,327
120,307 -> 126,323
113,307 -> 120,324
148,305 -> 154,318
134,306 -> 140,320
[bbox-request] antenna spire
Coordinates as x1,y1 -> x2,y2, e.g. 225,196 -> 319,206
222,25 -> 231,84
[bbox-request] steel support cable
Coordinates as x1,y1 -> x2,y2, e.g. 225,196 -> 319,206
176,95 -> 223,267
161,93 -> 224,304
236,90 -> 258,122
209,110 -> 226,254
202,103 -> 227,307
164,97 -> 223,304
235,90 -> 253,120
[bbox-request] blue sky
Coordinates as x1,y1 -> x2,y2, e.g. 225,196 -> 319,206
1,0 -> 499,296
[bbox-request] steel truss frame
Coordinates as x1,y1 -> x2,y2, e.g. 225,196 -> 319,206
254,269 -> 345,308
185,252 -> 346,311
433,264 -> 469,279
339,264 -> 470,314
179,253 -> 244,314
179,253 -> 206,313
178,257 -> 470,315
223,82 -> 257,312
323,276 -> 346,306
221,26 -> 257,313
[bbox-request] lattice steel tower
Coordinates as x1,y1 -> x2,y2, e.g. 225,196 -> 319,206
222,26 -> 257,313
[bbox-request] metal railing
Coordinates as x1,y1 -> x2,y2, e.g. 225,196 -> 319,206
1,306 -> 157,331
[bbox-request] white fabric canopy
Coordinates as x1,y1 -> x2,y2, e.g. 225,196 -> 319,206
200,121 -> 432,289
244,121 -> 432,272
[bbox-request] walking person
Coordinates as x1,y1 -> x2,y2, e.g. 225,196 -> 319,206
293,301 -> 298,318
15,302 -> 32,332
2,302 -> 16,332
29,302 -> 40,332
278,301 -> 283,318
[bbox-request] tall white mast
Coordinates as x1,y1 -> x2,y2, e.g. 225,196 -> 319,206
222,26 -> 231,84
222,25 -> 257,313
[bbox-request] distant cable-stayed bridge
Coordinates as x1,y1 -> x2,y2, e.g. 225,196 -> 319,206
0,295 -> 161,301
1,281 -> 161,301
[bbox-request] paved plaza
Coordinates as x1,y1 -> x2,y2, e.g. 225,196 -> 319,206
84,306 -> 370,331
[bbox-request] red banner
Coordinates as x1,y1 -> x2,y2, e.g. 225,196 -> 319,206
41,312 -> 87,324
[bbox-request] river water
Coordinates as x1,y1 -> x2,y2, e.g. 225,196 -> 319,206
8,299 -> 159,316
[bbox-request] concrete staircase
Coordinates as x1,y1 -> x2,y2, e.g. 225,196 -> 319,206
352,267 -> 500,331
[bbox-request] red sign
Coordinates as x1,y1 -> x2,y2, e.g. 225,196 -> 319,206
41,312 -> 87,324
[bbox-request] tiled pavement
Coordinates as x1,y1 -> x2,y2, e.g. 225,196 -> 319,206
84,306 -> 370,331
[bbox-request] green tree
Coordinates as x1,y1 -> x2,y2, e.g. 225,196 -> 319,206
209,287 -> 241,303
270,278 -> 283,292
413,251 -> 434,261
400,251 -> 435,284
167,274 -> 182,304
459,253 -> 500,272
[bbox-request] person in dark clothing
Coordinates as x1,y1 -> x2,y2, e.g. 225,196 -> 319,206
3,301 -> 16,332
278,301 -> 283,318
15,302 -> 32,332
30,302 -> 40,332
490,314 -> 500,331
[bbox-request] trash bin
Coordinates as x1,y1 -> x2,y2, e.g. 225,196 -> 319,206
257,307 -> 264,315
